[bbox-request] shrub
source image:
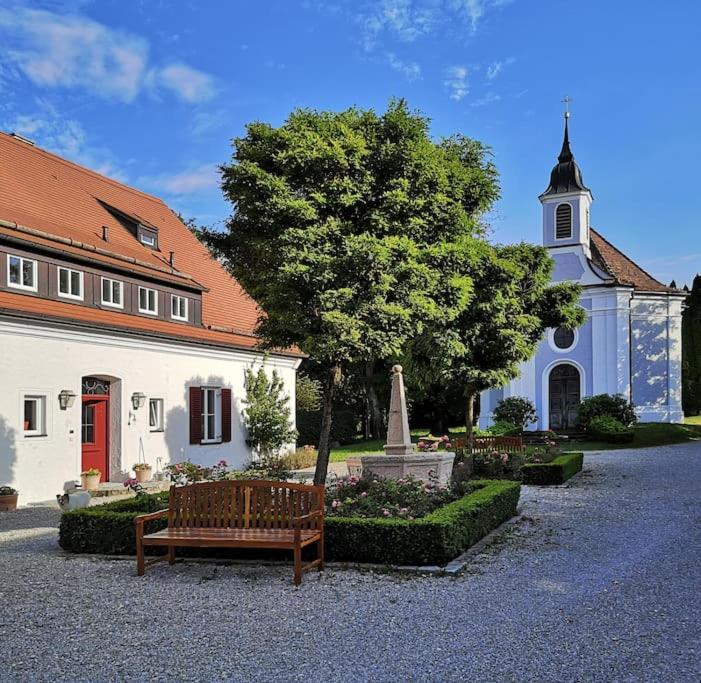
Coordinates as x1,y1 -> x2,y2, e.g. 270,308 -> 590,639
0,486 -> 17,495
59,481 -> 521,566
164,460 -> 229,485
577,394 -> 637,429
296,408 -> 358,446
472,450 -> 524,480
521,452 -> 583,485
277,446 -> 318,470
487,420 -> 521,436
586,415 -> 635,444
493,397 -> 537,430
296,374 -> 322,412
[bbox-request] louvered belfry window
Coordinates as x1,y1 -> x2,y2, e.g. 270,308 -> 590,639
555,203 -> 573,239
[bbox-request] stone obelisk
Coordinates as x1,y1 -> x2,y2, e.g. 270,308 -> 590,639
384,365 -> 415,455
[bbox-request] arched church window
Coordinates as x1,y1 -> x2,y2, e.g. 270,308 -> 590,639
555,203 -> 572,239
553,327 -> 575,350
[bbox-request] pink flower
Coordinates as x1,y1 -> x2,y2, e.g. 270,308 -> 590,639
218,459 -> 227,467
331,500 -> 341,509
360,491 -> 368,498
382,509 -> 390,517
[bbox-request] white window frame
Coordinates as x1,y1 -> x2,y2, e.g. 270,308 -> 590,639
547,326 -> 579,354
23,394 -> 46,437
101,277 -> 124,309
201,387 -> 222,443
139,232 -> 156,248
57,266 -> 84,301
149,398 -> 164,432
7,254 -> 38,292
171,294 -> 188,321
138,286 -> 158,315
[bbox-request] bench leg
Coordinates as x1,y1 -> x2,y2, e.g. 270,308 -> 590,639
136,535 -> 145,577
168,545 -> 176,565
293,545 -> 302,586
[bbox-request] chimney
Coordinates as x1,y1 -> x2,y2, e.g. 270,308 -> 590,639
169,251 -> 175,268
102,226 -> 109,242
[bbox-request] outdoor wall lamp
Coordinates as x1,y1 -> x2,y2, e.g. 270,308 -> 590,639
58,390 -> 77,410
131,392 -> 147,410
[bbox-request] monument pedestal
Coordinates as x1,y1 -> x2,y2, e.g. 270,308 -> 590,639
346,452 -> 455,487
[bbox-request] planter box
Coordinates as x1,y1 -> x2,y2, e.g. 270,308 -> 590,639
81,473 -> 101,492
135,468 -> 152,484
59,480 -> 521,567
0,493 -> 18,511
521,452 -> 583,486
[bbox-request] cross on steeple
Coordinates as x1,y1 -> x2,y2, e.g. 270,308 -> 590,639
562,95 -> 573,119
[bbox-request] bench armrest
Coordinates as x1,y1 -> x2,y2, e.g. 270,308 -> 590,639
292,509 -> 323,527
135,509 -> 169,526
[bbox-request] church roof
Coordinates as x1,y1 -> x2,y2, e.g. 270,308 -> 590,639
541,118 -> 591,197
589,229 -> 676,294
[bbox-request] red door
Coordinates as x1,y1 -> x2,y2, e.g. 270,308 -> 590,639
81,395 -> 109,480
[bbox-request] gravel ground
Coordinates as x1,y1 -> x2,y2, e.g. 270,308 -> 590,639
1,443 -> 699,683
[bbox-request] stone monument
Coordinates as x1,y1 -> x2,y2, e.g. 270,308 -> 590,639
347,365 -> 455,486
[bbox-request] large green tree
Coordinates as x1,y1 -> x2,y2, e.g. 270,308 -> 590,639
208,100 -> 499,483
405,241 -> 585,440
682,275 -> 701,415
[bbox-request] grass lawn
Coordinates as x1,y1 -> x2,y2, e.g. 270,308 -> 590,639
329,421 -> 701,461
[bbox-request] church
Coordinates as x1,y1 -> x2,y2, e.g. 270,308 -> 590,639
479,116 -> 685,431
0,132 -> 302,505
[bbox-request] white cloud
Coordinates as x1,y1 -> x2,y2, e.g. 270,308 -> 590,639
191,109 -> 228,137
386,52 -> 421,81
470,92 -> 500,107
0,7 -> 215,103
444,65 -> 469,101
140,164 -> 219,196
450,0 -> 514,31
360,0 -> 436,51
158,63 -> 215,103
486,56 -> 514,79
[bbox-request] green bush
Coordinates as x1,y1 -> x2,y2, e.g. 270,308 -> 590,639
521,452 -> 583,485
577,394 -> 637,429
487,420 -> 521,437
296,408 -> 358,446
59,481 -> 520,566
586,415 -> 635,444
493,397 -> 537,430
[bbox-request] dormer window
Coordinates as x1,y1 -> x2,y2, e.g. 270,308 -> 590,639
555,203 -> 572,240
138,226 -> 158,250
138,286 -> 158,315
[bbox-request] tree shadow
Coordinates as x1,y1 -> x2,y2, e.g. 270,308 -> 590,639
164,375 -> 247,470
0,415 -> 17,489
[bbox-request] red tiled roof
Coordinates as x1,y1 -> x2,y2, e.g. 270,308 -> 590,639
589,228 -> 674,294
0,132 -> 303,356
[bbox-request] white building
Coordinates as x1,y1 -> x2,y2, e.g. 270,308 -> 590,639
0,132 -> 302,505
480,118 -> 685,431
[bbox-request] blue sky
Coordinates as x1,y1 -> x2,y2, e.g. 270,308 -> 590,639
1,0 -> 699,286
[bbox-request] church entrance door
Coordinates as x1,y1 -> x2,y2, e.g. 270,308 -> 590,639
549,364 -> 581,431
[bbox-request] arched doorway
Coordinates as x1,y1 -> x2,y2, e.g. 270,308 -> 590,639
548,364 -> 581,431
81,376 -> 111,480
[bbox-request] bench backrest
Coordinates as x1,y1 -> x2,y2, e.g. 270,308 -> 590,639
167,480 -> 324,530
454,435 -> 524,454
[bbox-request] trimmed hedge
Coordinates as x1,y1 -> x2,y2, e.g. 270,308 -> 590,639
59,480 -> 520,566
521,452 -> 583,486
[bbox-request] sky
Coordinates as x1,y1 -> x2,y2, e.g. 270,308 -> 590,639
0,0 -> 699,286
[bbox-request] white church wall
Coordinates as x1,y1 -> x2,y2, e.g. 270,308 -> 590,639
0,318 -> 300,505
630,295 -> 684,423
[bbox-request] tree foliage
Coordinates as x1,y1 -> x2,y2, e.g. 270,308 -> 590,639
242,366 -> 297,461
210,100 -> 500,482
493,397 -> 538,430
682,275 -> 701,415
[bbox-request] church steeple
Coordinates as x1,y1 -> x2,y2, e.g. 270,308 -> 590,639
541,116 -> 591,198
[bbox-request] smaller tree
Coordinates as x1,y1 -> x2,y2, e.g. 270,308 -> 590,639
493,397 -> 537,430
242,366 -> 297,462
296,373 -> 322,413
577,394 -> 637,429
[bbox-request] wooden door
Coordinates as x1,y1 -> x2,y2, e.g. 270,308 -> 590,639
549,364 -> 581,431
81,395 -> 109,479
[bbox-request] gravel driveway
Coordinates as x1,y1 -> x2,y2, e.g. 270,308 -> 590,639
1,443 -> 699,683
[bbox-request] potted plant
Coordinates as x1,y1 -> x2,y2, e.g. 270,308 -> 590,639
0,486 -> 18,511
80,468 -> 101,492
133,463 -> 152,483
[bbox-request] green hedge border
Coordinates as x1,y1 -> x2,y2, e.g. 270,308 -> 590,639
59,479 -> 520,567
521,452 -> 583,486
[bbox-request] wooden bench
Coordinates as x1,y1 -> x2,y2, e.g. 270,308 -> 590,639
454,435 -> 525,455
135,480 -> 325,585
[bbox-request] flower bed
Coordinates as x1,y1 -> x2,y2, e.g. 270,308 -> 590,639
521,452 -> 583,486
59,479 -> 520,566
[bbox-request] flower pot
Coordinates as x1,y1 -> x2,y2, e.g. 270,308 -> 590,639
80,472 -> 101,492
135,467 -> 152,484
0,493 -> 18,512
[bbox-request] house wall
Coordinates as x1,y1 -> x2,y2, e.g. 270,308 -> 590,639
0,317 -> 300,505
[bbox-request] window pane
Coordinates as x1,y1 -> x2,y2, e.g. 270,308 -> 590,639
24,399 -> 37,432
139,288 -> 146,309
112,281 -> 121,304
9,256 -> 20,283
82,404 -> 95,443
102,279 -> 109,302
149,290 -> 155,311
22,260 -> 34,287
207,414 -> 215,440
59,268 -> 69,293
70,270 -> 81,295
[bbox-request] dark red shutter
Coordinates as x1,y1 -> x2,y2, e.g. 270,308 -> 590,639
221,388 -> 232,443
189,386 -> 202,444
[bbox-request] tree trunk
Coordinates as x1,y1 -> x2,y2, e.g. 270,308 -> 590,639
365,360 -> 386,441
314,363 -> 342,486
465,391 -> 476,450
